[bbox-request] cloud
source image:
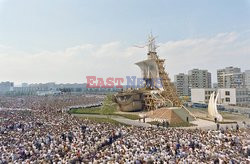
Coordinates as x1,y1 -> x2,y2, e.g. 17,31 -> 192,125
0,31 -> 249,84
158,31 -> 250,81
0,42 -> 145,84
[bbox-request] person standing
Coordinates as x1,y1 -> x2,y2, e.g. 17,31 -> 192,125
166,121 -> 169,128
162,121 -> 166,128
217,123 -> 220,131
236,123 -> 239,131
157,122 -> 160,128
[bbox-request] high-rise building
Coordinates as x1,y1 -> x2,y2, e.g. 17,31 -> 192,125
217,66 -> 244,88
0,81 -> 14,94
21,83 -> 29,87
174,73 -> 189,96
244,70 -> 250,89
188,69 -> 212,89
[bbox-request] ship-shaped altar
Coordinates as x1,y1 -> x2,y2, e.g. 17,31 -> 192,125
113,33 -> 195,123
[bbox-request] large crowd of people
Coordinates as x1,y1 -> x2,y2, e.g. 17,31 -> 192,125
0,95 -> 249,163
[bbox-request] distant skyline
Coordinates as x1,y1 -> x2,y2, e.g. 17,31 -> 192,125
0,0 -> 250,84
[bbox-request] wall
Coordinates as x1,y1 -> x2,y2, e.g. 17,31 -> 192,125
217,88 -> 236,105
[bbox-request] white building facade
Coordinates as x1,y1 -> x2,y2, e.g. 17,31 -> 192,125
216,88 -> 237,105
191,88 -> 215,104
191,88 -> 249,106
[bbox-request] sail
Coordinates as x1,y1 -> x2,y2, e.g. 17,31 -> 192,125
208,92 -> 215,116
214,92 -> 223,121
135,59 -> 159,79
208,92 -> 223,121
214,92 -> 219,114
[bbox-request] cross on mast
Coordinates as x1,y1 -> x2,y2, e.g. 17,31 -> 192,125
134,32 -> 159,53
147,32 -> 158,53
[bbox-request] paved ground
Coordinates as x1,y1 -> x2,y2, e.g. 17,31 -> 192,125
182,119 -> 236,130
185,119 -> 249,131
73,114 -> 247,130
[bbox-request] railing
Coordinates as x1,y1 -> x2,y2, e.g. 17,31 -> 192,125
181,105 -> 197,120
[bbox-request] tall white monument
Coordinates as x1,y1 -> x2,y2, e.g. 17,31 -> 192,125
208,92 -> 223,121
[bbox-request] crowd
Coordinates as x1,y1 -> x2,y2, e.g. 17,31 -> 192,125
0,95 -> 249,163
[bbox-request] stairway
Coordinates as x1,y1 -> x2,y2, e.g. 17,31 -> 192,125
153,53 -> 181,107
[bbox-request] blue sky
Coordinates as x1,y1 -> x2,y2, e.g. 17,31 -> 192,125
0,0 -> 250,84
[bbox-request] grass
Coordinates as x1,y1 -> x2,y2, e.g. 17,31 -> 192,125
69,94 -> 116,115
188,107 -> 248,123
69,107 -> 103,114
70,108 -> 140,120
115,113 -> 140,120
148,121 -> 195,127
68,94 -> 140,120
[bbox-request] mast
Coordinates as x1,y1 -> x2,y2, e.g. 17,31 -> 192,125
136,33 -> 182,107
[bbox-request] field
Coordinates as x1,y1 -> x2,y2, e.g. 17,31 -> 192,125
69,95 -> 140,120
70,95 -> 249,127
188,107 -> 250,123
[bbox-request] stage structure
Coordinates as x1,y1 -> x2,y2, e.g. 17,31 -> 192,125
113,33 -> 195,124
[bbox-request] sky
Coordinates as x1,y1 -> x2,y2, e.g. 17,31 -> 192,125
0,0 -> 250,85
